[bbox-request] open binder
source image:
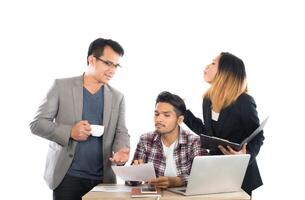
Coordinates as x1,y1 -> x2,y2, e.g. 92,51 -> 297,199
200,116 -> 269,151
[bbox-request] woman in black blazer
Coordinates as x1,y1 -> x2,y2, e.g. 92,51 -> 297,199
184,52 -> 264,196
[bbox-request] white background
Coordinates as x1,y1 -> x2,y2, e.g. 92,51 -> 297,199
0,0 -> 304,199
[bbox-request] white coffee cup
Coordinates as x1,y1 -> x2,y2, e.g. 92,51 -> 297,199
90,125 -> 104,137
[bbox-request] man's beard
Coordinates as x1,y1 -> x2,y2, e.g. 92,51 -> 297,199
155,125 -> 176,135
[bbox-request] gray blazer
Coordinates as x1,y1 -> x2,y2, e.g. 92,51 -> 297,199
30,75 -> 130,189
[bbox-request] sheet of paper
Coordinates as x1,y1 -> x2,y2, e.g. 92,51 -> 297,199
112,163 -> 156,181
91,185 -> 132,192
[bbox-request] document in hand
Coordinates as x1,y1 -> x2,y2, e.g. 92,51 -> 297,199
200,116 -> 269,151
111,163 -> 156,182
131,186 -> 161,198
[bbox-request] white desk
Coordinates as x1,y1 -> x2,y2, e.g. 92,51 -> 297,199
83,184 -> 250,200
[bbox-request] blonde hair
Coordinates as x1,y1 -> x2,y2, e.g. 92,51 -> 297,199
204,52 -> 247,112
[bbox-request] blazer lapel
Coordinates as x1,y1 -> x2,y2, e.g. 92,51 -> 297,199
103,85 -> 112,130
203,99 -> 213,136
72,76 -> 84,121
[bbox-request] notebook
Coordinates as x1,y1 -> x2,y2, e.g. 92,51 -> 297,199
167,154 -> 250,196
200,116 -> 269,151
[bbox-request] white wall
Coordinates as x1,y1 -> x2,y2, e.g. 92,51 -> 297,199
1,0 -> 304,199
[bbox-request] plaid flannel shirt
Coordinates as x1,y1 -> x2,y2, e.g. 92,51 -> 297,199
132,127 -> 206,185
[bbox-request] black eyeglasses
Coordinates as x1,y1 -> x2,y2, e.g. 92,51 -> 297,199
94,56 -> 121,68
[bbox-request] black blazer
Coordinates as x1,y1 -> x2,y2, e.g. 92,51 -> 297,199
184,93 -> 264,195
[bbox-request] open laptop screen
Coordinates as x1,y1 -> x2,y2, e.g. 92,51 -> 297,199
168,154 -> 250,196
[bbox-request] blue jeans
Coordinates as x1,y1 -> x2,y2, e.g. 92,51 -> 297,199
53,174 -> 101,200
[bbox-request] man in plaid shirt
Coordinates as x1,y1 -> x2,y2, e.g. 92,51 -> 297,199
132,91 -> 206,188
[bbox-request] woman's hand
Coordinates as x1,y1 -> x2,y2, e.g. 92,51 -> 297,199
218,143 -> 247,155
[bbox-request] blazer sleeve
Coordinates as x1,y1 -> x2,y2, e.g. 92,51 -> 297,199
112,95 -> 130,152
183,109 -> 207,135
239,95 -> 265,162
29,80 -> 72,147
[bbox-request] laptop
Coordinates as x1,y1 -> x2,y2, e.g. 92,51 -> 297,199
167,154 -> 250,196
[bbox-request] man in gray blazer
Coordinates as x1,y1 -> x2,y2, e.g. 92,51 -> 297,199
30,38 -> 130,200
